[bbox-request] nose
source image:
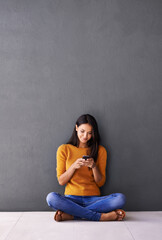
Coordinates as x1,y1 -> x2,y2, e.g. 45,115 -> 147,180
84,133 -> 88,138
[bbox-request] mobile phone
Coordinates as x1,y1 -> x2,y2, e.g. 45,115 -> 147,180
82,155 -> 90,160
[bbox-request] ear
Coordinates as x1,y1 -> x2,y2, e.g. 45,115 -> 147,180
75,124 -> 78,131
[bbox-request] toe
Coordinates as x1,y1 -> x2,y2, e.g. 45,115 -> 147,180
55,213 -> 62,221
117,209 -> 125,217
115,210 -> 125,221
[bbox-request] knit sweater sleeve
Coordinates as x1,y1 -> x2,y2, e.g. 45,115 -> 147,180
56,144 -> 67,180
95,146 -> 107,187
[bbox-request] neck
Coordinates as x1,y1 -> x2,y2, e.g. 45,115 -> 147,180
78,143 -> 88,148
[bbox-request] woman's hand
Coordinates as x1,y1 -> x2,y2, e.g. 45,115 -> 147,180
85,158 -> 102,183
72,158 -> 86,170
84,158 -> 96,169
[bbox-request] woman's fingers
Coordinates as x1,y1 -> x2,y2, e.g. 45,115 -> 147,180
76,159 -> 86,168
83,158 -> 94,168
75,158 -> 95,169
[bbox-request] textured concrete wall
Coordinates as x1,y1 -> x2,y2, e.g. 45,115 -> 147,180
0,0 -> 161,211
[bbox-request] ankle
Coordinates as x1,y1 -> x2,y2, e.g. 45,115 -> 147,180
100,213 -> 106,221
62,212 -> 74,220
99,211 -> 117,221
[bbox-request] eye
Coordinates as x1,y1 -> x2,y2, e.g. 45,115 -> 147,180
81,130 -> 92,134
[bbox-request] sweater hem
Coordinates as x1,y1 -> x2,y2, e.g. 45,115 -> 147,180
64,191 -> 101,196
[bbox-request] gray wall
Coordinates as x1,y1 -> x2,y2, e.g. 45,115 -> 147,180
0,0 -> 161,211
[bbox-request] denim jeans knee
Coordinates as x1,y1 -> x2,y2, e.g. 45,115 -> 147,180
46,192 -> 53,207
46,192 -> 59,208
117,193 -> 126,208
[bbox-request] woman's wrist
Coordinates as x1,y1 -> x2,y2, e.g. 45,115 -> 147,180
91,163 -> 102,183
71,162 -> 77,171
91,162 -> 96,169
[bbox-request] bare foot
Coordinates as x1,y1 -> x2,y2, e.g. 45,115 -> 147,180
100,209 -> 126,221
54,210 -> 74,222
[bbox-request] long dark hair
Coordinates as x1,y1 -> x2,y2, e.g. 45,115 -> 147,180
66,114 -> 101,162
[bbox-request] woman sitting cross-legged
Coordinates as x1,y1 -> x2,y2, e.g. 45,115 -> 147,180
46,114 -> 126,222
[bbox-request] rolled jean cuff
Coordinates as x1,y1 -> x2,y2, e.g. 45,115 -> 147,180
73,215 -> 82,220
93,212 -> 101,221
73,212 -> 101,221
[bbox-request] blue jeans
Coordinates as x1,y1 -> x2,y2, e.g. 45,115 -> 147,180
46,192 -> 126,221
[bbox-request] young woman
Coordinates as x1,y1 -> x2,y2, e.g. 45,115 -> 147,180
46,114 -> 126,222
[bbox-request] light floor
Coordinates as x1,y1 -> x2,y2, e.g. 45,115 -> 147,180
0,211 -> 162,240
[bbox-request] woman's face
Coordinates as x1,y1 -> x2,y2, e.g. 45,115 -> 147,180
76,123 -> 93,145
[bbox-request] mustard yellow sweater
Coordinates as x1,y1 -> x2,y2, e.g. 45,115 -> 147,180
56,144 -> 107,196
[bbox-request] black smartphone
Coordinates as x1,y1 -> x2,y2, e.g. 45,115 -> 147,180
82,155 -> 90,160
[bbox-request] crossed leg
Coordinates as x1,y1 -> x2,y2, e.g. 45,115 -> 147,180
46,192 -> 101,221
46,192 -> 126,221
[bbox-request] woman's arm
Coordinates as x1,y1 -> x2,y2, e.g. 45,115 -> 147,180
91,163 -> 102,183
58,158 -> 86,186
58,164 -> 76,185
84,159 -> 102,183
